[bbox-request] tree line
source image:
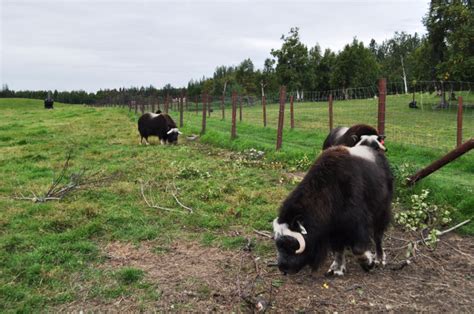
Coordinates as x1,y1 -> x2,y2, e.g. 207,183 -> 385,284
1,0 -> 472,104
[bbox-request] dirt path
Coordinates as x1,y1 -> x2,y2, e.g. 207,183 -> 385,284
57,229 -> 473,312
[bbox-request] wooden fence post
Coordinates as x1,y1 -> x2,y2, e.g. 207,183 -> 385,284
276,86 -> 286,150
165,95 -> 169,114
201,94 -> 207,134
231,91 -> 237,139
378,78 -> 386,135
329,94 -> 333,131
457,96 -> 463,147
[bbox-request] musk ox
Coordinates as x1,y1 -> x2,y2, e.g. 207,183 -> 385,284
138,112 -> 182,145
273,136 -> 393,276
322,124 -> 385,150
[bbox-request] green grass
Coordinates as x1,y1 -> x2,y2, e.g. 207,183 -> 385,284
0,97 -> 472,311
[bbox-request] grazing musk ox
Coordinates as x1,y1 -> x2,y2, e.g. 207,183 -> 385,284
322,124 -> 385,150
273,136 -> 392,276
138,111 -> 182,145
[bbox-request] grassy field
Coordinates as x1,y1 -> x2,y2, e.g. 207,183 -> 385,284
0,98 -> 472,311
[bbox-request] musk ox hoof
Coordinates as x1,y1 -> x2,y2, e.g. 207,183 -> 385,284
325,268 -> 346,277
325,260 -> 346,277
360,261 -> 375,272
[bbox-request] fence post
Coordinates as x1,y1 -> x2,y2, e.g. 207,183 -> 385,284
140,103 -> 144,115
195,96 -> 198,115
239,95 -> 242,122
377,78 -> 386,135
179,92 -> 184,128
208,95 -> 212,117
262,95 -> 267,127
134,101 -> 138,114
165,95 -> 169,113
185,93 -> 188,111
201,94 -> 207,134
457,96 -> 463,147
221,95 -> 225,120
276,86 -> 286,151
231,91 -> 237,139
329,94 -> 333,131
290,95 -> 295,129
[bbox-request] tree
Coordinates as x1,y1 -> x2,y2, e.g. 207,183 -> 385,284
422,0 -> 474,81
378,32 -> 422,92
271,27 -> 309,94
331,38 -> 379,97
235,59 -> 256,95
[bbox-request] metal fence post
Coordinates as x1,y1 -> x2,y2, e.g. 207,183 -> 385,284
231,91 -> 237,139
457,96 -> 463,147
290,95 -> 294,129
201,94 -> 207,134
276,86 -> 286,150
329,94 -> 333,131
262,95 -> 267,127
377,78 -> 386,135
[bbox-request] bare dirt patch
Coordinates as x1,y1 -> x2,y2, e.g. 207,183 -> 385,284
56,229 -> 474,312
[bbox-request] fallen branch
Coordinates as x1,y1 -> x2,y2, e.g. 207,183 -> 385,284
253,229 -> 273,239
13,152 -> 116,203
170,183 -> 194,213
139,180 -> 186,214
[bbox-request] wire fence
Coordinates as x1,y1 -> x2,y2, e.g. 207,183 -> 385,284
89,80 -> 473,153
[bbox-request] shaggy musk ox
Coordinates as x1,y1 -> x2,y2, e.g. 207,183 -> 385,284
138,112 -> 182,145
322,124 -> 385,151
273,136 -> 393,276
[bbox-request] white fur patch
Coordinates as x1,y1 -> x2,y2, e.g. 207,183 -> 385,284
356,135 -> 386,151
272,218 -> 288,238
147,112 -> 160,118
349,145 -> 376,162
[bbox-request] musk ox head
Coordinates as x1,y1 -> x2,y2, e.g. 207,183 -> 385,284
273,218 -> 312,274
166,128 -> 182,144
355,134 -> 387,152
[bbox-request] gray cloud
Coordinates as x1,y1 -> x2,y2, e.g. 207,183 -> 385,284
1,0 -> 428,92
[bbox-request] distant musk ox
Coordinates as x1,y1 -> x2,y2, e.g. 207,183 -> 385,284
273,136 -> 393,276
138,112 -> 182,145
322,124 -> 385,150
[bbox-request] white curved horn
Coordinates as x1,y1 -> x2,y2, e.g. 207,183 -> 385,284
273,218 -> 306,254
283,228 -> 306,254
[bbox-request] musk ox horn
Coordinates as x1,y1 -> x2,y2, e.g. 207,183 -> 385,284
273,218 -> 306,254
167,128 -> 181,135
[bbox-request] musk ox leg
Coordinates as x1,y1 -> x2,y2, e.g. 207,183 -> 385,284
141,137 -> 150,145
374,232 -> 387,266
326,251 -> 346,276
160,139 -> 165,145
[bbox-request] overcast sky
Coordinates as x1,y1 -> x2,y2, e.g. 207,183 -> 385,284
1,0 -> 428,92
